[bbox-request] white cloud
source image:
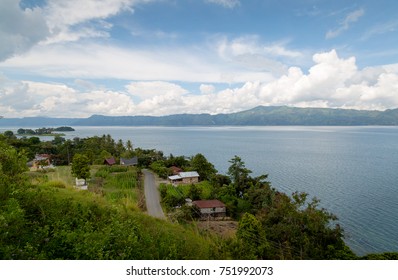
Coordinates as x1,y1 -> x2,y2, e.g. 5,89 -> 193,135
0,0 -> 157,61
326,8 -> 365,39
257,50 -> 398,110
205,0 -> 240,9
42,0 -> 155,44
263,44 -> 303,58
0,42 -> 275,84
2,50 -> 398,117
45,0 -> 134,29
0,0 -> 49,61
126,81 -> 188,100
361,20 -> 398,41
215,36 -> 299,75
44,22 -> 112,45
0,78 -> 137,117
200,84 -> 215,94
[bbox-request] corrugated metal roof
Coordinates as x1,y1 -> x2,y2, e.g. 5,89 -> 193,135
168,175 -> 181,180
120,157 -> 138,165
168,171 -> 200,181
179,171 -> 199,178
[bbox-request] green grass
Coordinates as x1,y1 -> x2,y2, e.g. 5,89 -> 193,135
162,181 -> 214,200
46,166 -> 75,186
92,166 -> 141,211
27,164 -> 141,211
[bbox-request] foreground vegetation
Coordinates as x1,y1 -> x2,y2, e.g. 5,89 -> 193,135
0,140 -> 222,259
1,131 -> 397,260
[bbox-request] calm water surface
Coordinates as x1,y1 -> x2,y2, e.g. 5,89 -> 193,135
4,126 -> 398,255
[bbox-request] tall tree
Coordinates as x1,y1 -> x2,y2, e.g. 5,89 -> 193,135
227,155 -> 252,197
237,212 -> 269,258
116,139 -> 125,157
0,140 -> 28,201
71,154 -> 91,184
126,140 -> 133,152
190,153 -> 217,181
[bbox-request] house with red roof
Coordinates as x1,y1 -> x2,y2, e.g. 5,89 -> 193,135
104,157 -> 116,166
192,199 -> 226,219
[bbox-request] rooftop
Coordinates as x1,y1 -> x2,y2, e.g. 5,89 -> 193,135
168,171 -> 199,180
193,200 -> 226,209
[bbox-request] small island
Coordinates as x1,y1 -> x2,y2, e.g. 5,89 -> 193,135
17,126 -> 75,136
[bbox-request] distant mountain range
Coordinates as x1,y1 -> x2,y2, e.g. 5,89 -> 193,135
2,106 -> 398,126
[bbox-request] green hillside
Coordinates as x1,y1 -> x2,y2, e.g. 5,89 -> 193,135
0,141 -> 222,260
1,178 -> 222,260
2,106 -> 398,126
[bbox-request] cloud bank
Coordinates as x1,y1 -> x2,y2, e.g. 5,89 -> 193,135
1,50 -> 398,117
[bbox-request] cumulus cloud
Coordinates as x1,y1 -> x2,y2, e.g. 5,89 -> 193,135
215,36 -> 299,76
200,84 -> 215,94
1,50 -> 398,117
0,0 -> 49,61
126,81 -> 188,100
257,50 -> 398,110
326,8 -> 365,39
0,78 -> 136,117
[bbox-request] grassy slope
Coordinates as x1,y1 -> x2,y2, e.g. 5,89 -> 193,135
15,166 -> 222,260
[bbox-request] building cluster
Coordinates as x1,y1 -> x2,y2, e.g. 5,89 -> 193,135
168,167 -> 226,219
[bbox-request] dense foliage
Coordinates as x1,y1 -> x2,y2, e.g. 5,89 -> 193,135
17,127 -> 74,135
71,153 -> 91,182
0,140 -> 222,260
159,153 -> 357,259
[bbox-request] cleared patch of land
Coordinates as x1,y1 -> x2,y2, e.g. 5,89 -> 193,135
196,220 -> 238,238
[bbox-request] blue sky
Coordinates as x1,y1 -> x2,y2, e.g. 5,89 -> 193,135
1,0 -> 398,117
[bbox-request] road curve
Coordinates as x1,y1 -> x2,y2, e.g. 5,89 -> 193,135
142,169 -> 165,220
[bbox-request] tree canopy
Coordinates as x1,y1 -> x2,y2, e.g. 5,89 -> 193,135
71,153 -> 90,182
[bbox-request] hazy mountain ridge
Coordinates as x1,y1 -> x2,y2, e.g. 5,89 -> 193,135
2,106 -> 398,126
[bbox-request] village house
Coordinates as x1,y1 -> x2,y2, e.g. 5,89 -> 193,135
120,157 -> 138,166
169,166 -> 183,175
168,171 -> 199,185
27,154 -> 53,171
104,157 -> 116,166
192,199 -> 227,219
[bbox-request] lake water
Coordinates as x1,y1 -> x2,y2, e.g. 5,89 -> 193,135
3,125 -> 398,256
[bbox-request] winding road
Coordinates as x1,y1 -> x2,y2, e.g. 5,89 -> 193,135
142,169 -> 165,220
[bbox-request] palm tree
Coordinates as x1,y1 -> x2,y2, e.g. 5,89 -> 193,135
126,140 -> 133,151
